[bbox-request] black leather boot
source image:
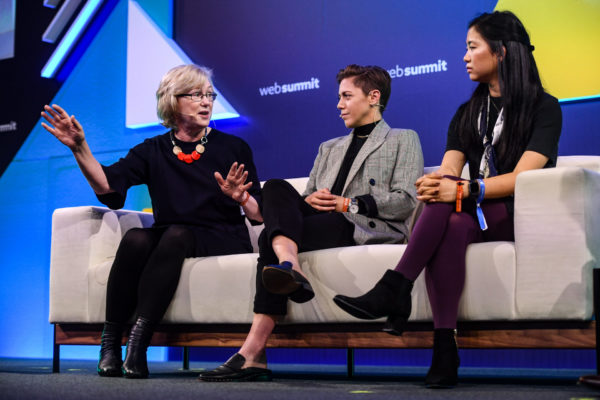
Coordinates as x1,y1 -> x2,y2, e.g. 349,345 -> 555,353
333,269 -> 413,335
424,329 -> 460,388
97,322 -> 125,377
122,316 -> 155,379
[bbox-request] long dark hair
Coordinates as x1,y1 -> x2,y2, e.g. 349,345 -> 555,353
458,11 -> 544,171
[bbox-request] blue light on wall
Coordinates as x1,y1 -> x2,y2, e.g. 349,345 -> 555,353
42,0 -> 83,44
41,0 -> 104,78
559,94 -> 600,103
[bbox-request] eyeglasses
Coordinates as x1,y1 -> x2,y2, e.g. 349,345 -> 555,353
176,91 -> 218,102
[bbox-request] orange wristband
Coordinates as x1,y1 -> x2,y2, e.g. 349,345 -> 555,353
239,191 -> 250,206
455,182 -> 463,212
342,197 -> 350,212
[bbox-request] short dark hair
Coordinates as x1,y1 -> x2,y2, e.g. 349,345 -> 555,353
336,64 -> 392,112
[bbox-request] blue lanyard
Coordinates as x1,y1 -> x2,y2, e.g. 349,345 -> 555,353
476,179 -> 488,231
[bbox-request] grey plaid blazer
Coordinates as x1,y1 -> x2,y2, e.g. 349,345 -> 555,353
303,120 -> 423,244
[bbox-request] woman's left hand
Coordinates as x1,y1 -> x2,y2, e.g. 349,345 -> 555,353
417,174 -> 463,203
214,162 -> 253,203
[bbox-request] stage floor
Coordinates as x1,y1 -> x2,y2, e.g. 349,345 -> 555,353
0,358 -> 597,400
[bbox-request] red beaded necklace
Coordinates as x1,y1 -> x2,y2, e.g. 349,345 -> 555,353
170,128 -> 208,164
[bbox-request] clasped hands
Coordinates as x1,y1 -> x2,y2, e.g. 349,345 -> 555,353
305,188 -> 346,212
416,172 -> 467,203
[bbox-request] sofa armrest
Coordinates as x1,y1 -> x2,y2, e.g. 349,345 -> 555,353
514,167 -> 600,319
49,206 -> 154,322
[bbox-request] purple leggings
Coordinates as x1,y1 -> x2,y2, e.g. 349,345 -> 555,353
394,200 -> 514,329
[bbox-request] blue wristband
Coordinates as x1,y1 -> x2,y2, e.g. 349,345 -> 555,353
476,179 -> 487,231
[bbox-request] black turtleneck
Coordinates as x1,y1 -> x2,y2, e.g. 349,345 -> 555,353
330,121 -> 379,196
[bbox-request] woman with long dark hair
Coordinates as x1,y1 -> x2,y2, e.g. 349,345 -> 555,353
334,11 -> 562,388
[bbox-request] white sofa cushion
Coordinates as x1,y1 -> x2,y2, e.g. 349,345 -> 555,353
82,241 -> 518,324
49,156 -> 600,325
514,165 -> 600,319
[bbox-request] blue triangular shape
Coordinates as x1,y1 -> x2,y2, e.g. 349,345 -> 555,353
126,0 -> 239,128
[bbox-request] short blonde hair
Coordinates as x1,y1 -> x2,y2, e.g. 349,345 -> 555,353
156,64 -> 213,129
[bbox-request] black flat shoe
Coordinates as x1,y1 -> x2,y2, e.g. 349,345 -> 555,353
262,262 -> 314,303
288,272 -> 315,303
198,353 -> 272,382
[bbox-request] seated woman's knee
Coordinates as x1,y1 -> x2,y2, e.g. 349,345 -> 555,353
121,228 -> 155,254
446,212 -> 476,236
257,229 -> 269,249
262,179 -> 292,196
161,225 -> 194,247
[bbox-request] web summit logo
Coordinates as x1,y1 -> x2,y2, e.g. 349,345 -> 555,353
388,59 -> 448,78
259,77 -> 320,96
0,121 -> 17,133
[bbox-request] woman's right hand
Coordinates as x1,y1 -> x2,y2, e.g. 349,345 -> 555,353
214,162 -> 253,203
305,188 -> 338,211
415,172 -> 443,203
41,104 -> 85,151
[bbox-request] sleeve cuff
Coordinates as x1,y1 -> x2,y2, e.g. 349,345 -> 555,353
355,194 -> 378,217
96,191 -> 126,210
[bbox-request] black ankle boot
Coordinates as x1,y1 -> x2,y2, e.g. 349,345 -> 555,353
122,316 -> 155,379
425,329 -> 460,388
97,322 -> 125,377
333,269 -> 413,336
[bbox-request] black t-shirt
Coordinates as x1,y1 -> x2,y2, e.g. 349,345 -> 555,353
97,129 -> 262,230
446,92 -> 562,180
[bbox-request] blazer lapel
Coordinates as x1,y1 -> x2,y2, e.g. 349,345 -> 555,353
342,120 -> 390,194
322,134 -> 353,188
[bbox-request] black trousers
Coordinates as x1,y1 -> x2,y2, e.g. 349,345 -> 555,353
253,179 -> 356,315
106,223 -> 252,323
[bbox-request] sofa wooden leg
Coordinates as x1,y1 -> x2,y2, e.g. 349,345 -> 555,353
594,268 -> 600,375
347,348 -> 354,378
182,346 -> 190,370
52,325 -> 60,373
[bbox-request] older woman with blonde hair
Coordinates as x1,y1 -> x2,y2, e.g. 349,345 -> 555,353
41,64 -> 263,379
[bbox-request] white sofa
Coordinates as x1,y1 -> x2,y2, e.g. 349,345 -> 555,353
49,156 -> 600,372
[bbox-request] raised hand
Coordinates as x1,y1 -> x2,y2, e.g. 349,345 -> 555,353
41,104 -> 85,150
214,162 -> 253,203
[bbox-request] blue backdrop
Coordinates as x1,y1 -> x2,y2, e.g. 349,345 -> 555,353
176,0 -> 495,176
174,0 -> 599,178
